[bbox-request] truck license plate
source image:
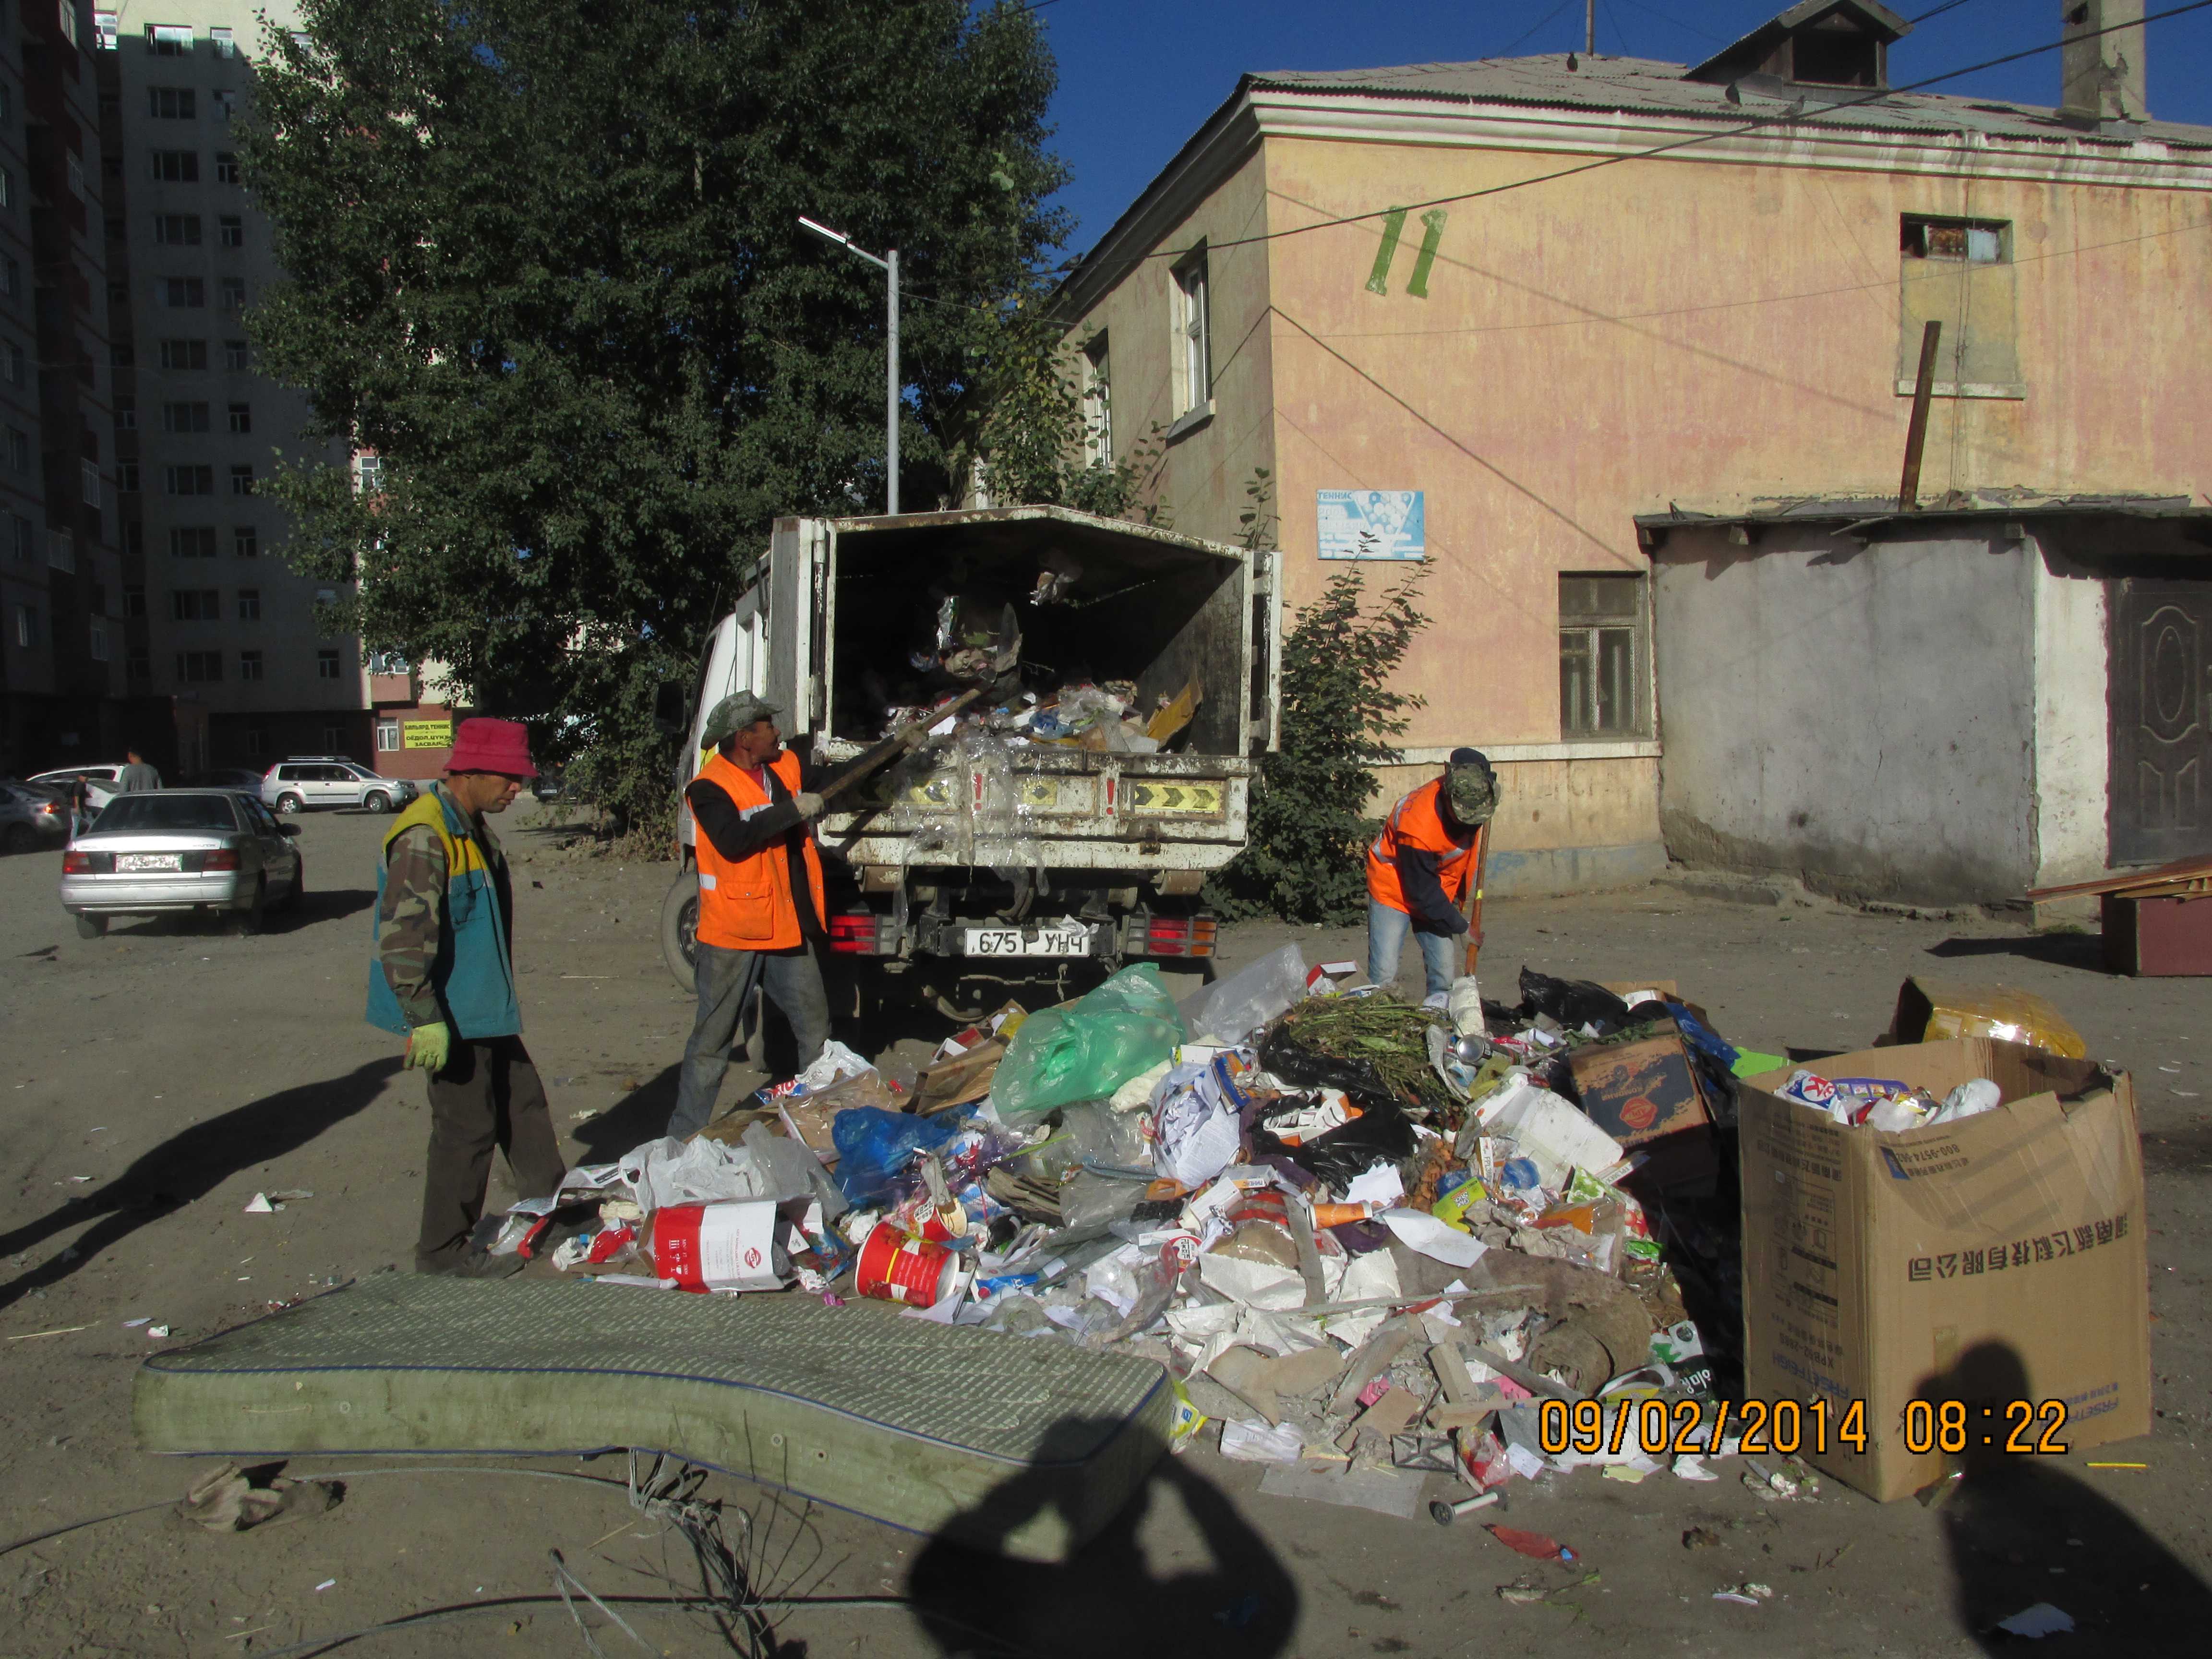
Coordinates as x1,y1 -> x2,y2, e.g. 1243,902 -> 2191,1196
116,854 -> 181,872
964,926 -> 1090,958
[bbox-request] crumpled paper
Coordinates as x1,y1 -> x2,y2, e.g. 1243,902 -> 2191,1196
179,1463 -> 340,1533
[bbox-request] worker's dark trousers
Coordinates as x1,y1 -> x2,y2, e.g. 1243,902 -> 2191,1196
416,1036 -> 566,1270
668,942 -> 830,1140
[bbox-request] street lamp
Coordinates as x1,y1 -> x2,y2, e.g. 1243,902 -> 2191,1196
799,215 -> 901,516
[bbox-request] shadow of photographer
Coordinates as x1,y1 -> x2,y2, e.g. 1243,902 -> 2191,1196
905,1417 -> 1297,1659
1928,1341 -> 2211,1647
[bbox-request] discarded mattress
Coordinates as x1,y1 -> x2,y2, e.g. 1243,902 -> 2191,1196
133,1275 -> 1172,1561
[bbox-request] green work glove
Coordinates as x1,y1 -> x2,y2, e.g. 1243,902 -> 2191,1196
405,1021 -> 452,1073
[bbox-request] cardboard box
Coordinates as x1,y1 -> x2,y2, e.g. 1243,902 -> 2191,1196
1567,1019 -> 1717,1148
1740,1039 -> 2149,1502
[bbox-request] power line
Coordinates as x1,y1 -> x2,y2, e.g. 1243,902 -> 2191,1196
1121,0 -> 2212,262
1909,0 -> 1983,21
1497,0 -> 1577,59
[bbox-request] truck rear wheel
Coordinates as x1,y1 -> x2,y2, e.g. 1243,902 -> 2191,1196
660,868 -> 699,993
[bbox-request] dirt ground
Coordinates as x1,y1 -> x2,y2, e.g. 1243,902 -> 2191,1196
1,802 -> 2206,1658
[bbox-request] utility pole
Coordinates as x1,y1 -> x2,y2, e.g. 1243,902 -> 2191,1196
798,216 -> 902,516
1586,0 -> 1596,55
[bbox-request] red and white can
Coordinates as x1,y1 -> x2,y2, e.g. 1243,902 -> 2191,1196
854,1223 -> 962,1307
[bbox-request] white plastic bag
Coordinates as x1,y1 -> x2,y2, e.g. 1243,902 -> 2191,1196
1178,943 -> 1308,1044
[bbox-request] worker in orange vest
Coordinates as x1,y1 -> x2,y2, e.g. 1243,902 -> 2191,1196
1365,747 -> 1499,1004
667,691 -> 843,1139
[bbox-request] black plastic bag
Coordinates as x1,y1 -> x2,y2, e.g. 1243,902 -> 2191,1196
1251,1094 -> 1417,1190
1517,966 -> 1633,1034
1257,1023 -> 1451,1113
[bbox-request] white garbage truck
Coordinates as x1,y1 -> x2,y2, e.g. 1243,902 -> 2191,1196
657,505 -> 1280,1000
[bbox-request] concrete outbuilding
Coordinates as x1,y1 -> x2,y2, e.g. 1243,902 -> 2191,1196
1639,496 -> 2212,909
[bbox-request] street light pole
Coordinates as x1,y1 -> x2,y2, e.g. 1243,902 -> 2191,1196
885,249 -> 899,517
799,215 -> 900,516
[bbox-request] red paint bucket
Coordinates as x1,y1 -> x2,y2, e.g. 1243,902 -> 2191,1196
855,1223 -> 961,1307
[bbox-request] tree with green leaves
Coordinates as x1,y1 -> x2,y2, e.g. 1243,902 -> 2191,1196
1206,565 -> 1430,924
242,0 -> 1068,829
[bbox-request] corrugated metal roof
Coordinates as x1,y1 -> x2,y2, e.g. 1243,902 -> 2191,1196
1247,54 -> 2212,152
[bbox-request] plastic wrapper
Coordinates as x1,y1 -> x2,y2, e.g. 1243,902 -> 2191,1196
1057,1171 -> 1148,1233
1178,943 -> 1308,1044
992,964 -> 1187,1119
830,1105 -> 974,1207
1892,978 -> 2088,1059
617,1132 -> 813,1212
1046,1101 -> 1152,1176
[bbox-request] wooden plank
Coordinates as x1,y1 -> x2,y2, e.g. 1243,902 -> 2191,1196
2026,853 -> 2212,903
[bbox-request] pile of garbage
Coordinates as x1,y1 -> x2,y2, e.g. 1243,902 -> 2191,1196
493,943 -> 1892,1512
870,587 -> 1203,755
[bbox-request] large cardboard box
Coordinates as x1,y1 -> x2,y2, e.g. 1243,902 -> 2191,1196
1740,1039 -> 2149,1502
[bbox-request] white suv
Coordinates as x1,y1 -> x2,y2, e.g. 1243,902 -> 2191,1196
261,757 -> 419,815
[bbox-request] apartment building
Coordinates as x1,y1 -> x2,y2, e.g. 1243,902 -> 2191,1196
0,0 -> 148,776
96,0 -> 368,775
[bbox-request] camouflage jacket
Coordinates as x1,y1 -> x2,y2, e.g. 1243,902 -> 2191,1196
375,787 -> 510,1029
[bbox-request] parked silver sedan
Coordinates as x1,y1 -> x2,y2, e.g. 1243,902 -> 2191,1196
61,790 -> 305,938
0,781 -> 69,853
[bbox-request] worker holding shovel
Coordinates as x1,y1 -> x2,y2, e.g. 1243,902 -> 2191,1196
666,691 -> 948,1139
1364,747 -> 1499,1005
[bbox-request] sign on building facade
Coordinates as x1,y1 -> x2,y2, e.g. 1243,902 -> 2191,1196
1318,489 -> 1426,560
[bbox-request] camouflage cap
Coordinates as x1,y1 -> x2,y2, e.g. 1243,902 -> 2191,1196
701,692 -> 781,747
1445,748 -> 1499,825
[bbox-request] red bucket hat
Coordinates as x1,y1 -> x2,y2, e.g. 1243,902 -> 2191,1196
444,717 -> 538,778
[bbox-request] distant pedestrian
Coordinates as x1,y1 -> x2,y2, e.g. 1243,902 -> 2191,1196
367,717 -> 564,1277
666,693 -> 839,1140
1365,747 -> 1499,1003
117,747 -> 161,792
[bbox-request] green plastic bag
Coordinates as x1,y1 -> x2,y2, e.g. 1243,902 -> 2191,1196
991,964 -> 1189,1120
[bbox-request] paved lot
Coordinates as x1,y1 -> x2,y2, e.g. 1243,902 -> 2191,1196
0,804 -> 2205,1656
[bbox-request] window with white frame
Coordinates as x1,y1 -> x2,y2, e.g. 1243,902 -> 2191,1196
89,620 -> 108,661
59,0 -> 81,48
1080,333 -> 1112,466
81,460 -> 100,506
66,153 -> 84,200
210,25 -> 234,57
14,603 -> 37,647
148,23 -> 191,55
47,530 -> 74,572
1558,573 -> 1649,739
1171,248 -> 1210,418
377,721 -> 401,752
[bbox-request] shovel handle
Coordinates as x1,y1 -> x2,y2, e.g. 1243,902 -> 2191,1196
816,685 -> 987,804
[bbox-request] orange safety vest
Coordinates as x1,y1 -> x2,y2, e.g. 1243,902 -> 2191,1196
693,749 -> 827,952
1365,777 -> 1480,916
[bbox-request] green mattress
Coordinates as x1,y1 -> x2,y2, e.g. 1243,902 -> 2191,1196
133,1276 -> 1172,1561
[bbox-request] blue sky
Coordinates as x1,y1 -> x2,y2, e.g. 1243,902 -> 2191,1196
1027,0 -> 2212,258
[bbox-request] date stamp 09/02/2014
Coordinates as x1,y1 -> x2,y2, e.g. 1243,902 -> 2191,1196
1536,1396 -> 2072,1460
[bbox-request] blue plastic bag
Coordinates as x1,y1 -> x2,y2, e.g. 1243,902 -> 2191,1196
831,1105 -> 974,1207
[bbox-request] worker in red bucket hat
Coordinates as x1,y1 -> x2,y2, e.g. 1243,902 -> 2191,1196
367,717 -> 565,1277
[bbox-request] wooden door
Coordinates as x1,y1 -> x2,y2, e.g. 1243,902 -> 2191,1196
2109,579 -> 2212,866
